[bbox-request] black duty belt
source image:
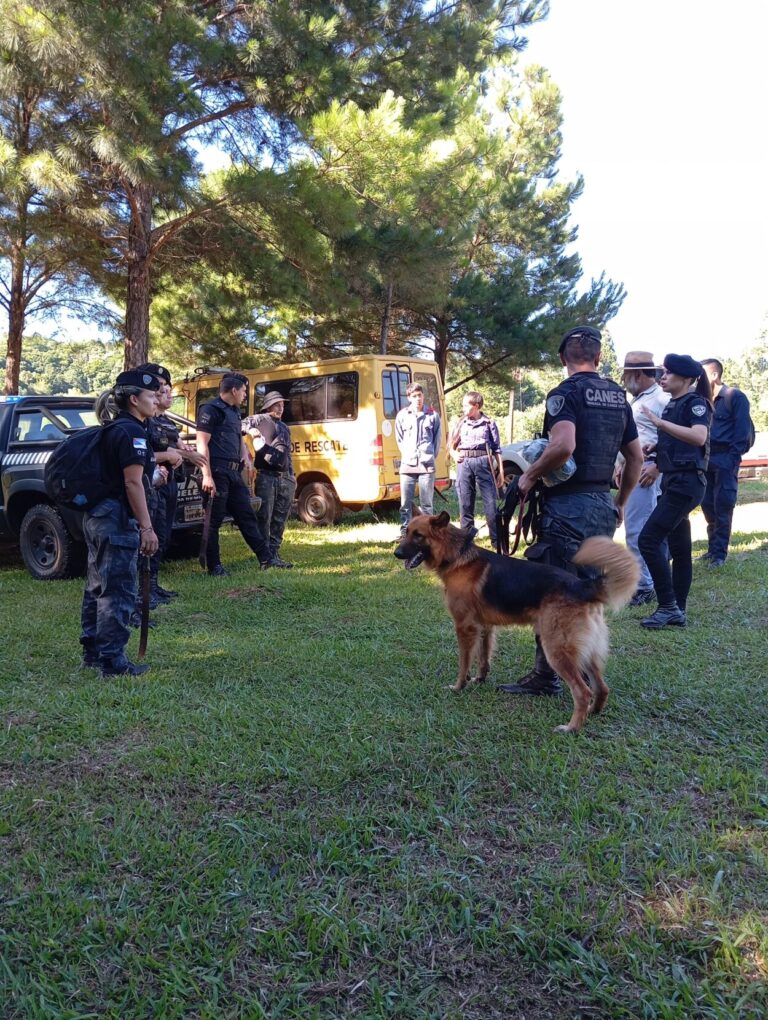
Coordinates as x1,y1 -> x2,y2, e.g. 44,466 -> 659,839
710,442 -> 730,453
460,449 -> 490,458
211,459 -> 242,471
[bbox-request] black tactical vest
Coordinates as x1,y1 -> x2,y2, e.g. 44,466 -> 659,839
544,373 -> 629,493
198,397 -> 243,463
147,414 -> 180,453
656,393 -> 710,474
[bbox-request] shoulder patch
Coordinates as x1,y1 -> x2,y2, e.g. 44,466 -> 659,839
547,395 -> 565,416
132,437 -> 148,450
691,403 -> 706,417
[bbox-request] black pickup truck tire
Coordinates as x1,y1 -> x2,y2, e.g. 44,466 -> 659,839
19,504 -> 86,580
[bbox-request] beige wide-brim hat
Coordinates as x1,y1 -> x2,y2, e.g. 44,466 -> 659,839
621,350 -> 657,371
260,390 -> 289,411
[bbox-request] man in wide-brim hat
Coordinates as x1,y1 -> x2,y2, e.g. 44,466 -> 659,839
618,350 -> 670,606
243,390 -> 297,568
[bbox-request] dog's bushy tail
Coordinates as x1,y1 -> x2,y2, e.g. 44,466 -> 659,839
573,536 -> 640,611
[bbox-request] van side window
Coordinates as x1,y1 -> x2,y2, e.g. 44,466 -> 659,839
382,366 -> 411,418
256,373 -> 358,424
327,373 -> 357,420
195,386 -> 220,419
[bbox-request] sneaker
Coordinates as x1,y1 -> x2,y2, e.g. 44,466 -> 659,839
496,670 -> 563,696
208,564 -> 230,577
100,657 -> 151,677
641,606 -> 686,629
270,556 -> 293,569
629,587 -> 656,607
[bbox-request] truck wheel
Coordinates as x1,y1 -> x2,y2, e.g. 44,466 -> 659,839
297,482 -> 342,526
19,504 -> 86,580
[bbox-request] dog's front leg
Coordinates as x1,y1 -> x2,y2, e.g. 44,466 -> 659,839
451,623 -> 480,692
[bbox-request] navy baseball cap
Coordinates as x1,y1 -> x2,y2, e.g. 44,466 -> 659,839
558,325 -> 602,354
115,370 -> 162,391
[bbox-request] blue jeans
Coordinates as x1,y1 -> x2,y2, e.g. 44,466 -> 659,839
256,471 -> 297,559
457,458 -> 499,546
399,471 -> 436,529
623,474 -> 662,589
701,452 -> 739,560
80,498 -> 139,662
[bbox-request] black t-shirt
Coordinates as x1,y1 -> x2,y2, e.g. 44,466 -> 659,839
101,412 -> 155,500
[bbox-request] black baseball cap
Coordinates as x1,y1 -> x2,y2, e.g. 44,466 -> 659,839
558,325 -> 602,354
115,370 -> 162,391
135,362 -> 172,385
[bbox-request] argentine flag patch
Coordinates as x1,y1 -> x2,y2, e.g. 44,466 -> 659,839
133,437 -> 148,450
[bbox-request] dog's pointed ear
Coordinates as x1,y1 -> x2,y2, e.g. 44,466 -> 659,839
412,507 -> 423,519
433,510 -> 450,529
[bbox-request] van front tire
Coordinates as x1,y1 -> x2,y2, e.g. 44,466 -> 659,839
297,483 -> 342,527
19,503 -> 86,580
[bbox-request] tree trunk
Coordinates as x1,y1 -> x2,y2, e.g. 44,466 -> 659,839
4,246 -> 27,395
434,323 -> 449,383
124,183 -> 154,368
379,280 -> 393,354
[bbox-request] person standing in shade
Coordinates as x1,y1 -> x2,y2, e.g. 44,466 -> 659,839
699,358 -> 753,567
637,354 -> 712,629
243,390 -> 297,568
395,382 -> 442,534
196,373 -> 271,576
617,351 -> 670,606
80,370 -> 160,677
450,391 -> 504,547
497,326 -> 642,697
137,362 -> 208,602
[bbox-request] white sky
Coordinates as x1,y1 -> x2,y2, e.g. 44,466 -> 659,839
522,0 -> 768,363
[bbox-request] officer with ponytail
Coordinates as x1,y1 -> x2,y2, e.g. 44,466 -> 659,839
637,354 -> 712,629
80,370 -> 161,676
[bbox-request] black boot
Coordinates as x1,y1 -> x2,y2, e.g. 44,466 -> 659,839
100,656 -> 151,677
497,636 -> 562,696
150,582 -> 172,605
154,583 -> 179,599
80,640 -> 100,669
641,604 -> 686,629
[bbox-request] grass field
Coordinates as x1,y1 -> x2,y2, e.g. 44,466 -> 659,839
1,482 -> 767,1019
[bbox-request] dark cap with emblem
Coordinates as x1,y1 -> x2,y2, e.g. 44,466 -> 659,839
663,353 -> 703,380
260,390 -> 289,411
135,362 -> 172,385
558,325 -> 602,354
115,370 -> 162,391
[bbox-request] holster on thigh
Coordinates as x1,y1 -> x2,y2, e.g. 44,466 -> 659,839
524,539 -> 575,575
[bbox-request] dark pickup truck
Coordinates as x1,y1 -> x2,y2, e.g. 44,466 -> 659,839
0,394 -> 205,580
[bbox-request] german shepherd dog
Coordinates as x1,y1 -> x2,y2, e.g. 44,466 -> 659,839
394,511 -> 639,733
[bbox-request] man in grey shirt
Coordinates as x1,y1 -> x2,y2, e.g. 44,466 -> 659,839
395,383 -> 442,533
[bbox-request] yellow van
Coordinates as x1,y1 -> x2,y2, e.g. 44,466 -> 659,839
172,354 -> 451,525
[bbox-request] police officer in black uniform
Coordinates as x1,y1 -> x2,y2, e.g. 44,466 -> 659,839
81,370 -> 160,677
637,354 -> 712,629
196,372 -> 271,575
497,325 -> 643,696
137,362 -> 207,602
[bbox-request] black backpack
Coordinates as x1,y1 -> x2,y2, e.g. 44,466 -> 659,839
44,422 -> 117,510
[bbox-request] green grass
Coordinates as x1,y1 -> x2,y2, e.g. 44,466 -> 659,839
1,485 -> 767,1019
